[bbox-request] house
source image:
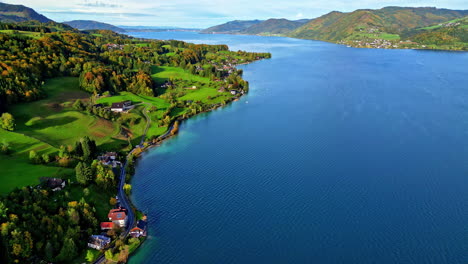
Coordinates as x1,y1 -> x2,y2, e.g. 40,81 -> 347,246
108,207 -> 128,228
100,222 -> 114,230
110,101 -> 133,112
129,220 -> 147,238
230,90 -> 238,95
88,235 -> 111,250
41,178 -> 66,191
98,152 -> 120,167
218,87 -> 226,93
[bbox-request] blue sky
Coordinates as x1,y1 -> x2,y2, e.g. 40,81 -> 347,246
5,0 -> 467,28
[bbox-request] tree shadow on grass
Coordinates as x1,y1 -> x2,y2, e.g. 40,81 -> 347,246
27,116 -> 78,130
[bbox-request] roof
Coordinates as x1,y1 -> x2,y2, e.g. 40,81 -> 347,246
41,178 -> 65,189
130,227 -> 143,232
136,220 -> 147,230
108,208 -> 127,220
100,222 -> 114,229
89,235 -> 111,244
111,102 -> 125,109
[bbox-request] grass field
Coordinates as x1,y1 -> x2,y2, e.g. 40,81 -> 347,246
0,29 -> 42,39
0,129 -> 74,193
0,77 -> 125,192
151,66 -> 211,84
10,77 -> 122,148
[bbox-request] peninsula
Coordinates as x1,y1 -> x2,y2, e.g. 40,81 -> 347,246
0,3 -> 270,263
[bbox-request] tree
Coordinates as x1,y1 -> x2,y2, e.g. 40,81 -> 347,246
29,150 -> 41,164
0,141 -> 10,155
1,113 -> 15,131
85,249 -> 96,262
123,184 -> 132,196
56,238 -> 77,262
42,153 -> 50,163
73,99 -> 85,110
75,162 -> 92,185
0,201 -> 8,220
109,197 -> 117,206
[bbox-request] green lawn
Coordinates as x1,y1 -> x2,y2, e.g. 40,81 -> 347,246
151,66 -> 211,85
0,29 -> 42,39
0,77 -> 125,192
10,77 -> 121,148
0,129 -> 74,193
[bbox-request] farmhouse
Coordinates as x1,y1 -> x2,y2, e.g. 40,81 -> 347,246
98,152 -> 120,167
41,178 -> 66,191
129,220 -> 148,238
110,101 -> 133,112
88,235 -> 111,250
108,207 -> 128,228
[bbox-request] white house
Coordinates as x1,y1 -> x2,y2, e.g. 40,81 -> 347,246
110,101 -> 133,112
108,207 -> 128,228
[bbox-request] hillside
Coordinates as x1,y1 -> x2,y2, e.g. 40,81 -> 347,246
400,16 -> 468,48
290,7 -> 468,42
63,20 -> 126,32
242,18 -> 308,35
201,20 -> 263,34
0,2 -> 51,23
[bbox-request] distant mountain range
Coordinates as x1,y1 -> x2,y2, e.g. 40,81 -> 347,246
202,7 -> 468,49
289,7 -> 468,41
63,20 -> 126,32
201,19 -> 310,35
0,2 -> 51,23
201,20 -> 264,34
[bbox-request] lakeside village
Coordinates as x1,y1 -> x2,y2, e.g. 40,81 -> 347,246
41,150 -> 148,254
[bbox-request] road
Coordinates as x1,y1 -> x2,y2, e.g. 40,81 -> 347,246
93,106 -> 174,264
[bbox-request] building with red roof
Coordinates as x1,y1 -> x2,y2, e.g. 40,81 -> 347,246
108,207 -> 128,228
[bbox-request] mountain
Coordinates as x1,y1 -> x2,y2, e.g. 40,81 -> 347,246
290,7 -> 468,41
241,18 -> 309,35
201,20 -> 263,34
0,2 -> 52,23
63,20 -> 126,32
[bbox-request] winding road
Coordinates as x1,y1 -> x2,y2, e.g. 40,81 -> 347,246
94,103 -> 175,264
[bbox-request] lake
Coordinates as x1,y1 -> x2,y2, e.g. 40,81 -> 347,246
128,31 -> 468,263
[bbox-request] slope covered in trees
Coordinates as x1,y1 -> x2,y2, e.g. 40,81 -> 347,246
0,2 -> 51,23
290,7 -> 468,41
201,20 -> 263,34
242,18 -> 309,35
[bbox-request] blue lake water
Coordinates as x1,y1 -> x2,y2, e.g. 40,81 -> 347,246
128,31 -> 468,263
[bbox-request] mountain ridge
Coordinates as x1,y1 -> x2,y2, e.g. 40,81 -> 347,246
0,2 -> 51,23
63,20 -> 126,32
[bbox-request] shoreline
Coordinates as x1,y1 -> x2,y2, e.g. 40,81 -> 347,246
200,32 -> 467,51
120,60 -> 258,263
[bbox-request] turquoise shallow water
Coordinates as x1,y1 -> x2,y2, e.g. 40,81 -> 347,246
129,32 -> 468,264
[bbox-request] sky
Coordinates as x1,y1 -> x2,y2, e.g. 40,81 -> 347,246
4,0 -> 467,28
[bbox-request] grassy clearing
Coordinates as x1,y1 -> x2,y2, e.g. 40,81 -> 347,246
0,129 -> 74,193
0,29 -> 42,39
151,66 -> 211,84
1,77 -> 125,192
10,77 -> 120,148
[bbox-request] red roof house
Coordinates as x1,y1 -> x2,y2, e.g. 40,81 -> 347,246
100,222 -> 114,230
